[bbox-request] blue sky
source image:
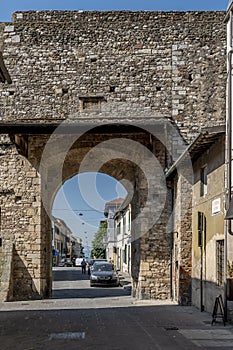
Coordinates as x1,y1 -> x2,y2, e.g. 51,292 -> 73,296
0,0 -> 229,22
53,173 -> 126,255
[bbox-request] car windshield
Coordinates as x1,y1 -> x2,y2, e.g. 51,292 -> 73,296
93,263 -> 113,272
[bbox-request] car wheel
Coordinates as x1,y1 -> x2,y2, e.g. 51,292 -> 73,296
90,283 -> 94,287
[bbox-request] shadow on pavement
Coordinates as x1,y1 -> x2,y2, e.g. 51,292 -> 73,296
52,287 -> 131,299
52,267 -> 89,281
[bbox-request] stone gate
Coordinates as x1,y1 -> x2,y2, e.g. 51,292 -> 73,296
0,10 -> 226,302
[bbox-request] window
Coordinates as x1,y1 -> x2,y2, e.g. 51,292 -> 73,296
198,211 -> 206,248
123,216 -> 126,231
128,211 -> 131,231
79,95 -> 105,112
216,240 -> 224,286
200,166 -> 207,197
123,245 -> 127,264
117,222 -> 121,235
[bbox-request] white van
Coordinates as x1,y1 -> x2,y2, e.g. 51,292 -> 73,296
75,257 -> 83,267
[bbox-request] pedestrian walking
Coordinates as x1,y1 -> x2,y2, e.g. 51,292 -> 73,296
81,258 -> 87,274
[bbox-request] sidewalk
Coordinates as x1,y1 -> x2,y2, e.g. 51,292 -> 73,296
118,270 -> 132,291
116,271 -> 233,345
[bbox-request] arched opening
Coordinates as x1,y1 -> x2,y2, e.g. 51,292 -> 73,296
51,171 -> 130,298
38,125 -> 171,300
52,172 -> 127,265
2,122 -> 181,301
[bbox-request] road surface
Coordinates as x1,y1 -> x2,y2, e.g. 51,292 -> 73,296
0,267 -> 233,349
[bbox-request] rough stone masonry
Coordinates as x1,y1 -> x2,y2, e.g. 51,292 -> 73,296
0,11 -> 226,302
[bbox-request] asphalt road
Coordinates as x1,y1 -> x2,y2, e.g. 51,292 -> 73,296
0,267 -> 233,350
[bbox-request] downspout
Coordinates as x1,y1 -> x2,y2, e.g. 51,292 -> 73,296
200,239 -> 203,311
170,188 -> 174,300
164,119 -> 173,299
225,8 -> 233,321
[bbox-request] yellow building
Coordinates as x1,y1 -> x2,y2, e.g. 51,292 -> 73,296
167,126 -> 227,313
191,128 -> 225,313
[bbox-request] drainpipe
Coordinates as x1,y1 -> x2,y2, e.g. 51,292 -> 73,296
164,123 -> 174,299
200,240 -> 203,311
198,211 -> 204,311
225,47 -> 233,321
225,8 -> 233,321
170,188 -> 174,300
164,122 -> 174,300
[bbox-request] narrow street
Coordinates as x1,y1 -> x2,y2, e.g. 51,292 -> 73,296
52,266 -> 130,300
0,267 -> 233,350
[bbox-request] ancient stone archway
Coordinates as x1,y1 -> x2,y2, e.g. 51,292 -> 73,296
0,122 -> 177,301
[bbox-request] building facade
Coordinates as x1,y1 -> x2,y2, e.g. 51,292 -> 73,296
104,198 -> 124,265
114,202 -> 132,275
166,127 -> 232,313
52,216 -> 83,265
52,216 -> 72,263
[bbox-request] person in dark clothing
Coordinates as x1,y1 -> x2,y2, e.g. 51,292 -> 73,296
81,258 -> 87,274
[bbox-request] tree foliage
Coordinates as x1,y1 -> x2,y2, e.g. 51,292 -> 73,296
91,221 -> 107,258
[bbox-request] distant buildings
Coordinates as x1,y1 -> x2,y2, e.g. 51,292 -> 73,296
52,216 -> 83,265
104,198 -> 125,264
104,197 -> 131,276
114,200 -> 131,275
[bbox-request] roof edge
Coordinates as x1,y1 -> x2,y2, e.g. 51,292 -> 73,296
166,125 -> 225,179
224,1 -> 233,22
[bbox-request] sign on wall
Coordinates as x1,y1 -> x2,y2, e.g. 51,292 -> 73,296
212,198 -> 221,215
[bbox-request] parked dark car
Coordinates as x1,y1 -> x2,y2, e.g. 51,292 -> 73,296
58,258 -> 73,267
90,262 -> 119,287
87,258 -> 107,275
65,259 -> 73,267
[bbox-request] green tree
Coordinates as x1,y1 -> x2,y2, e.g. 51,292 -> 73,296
91,221 -> 107,258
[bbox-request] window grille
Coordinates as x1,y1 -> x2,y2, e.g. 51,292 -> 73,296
216,240 -> 224,286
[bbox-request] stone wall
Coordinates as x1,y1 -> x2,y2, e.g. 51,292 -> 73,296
0,10 -> 226,142
131,136 -> 171,300
0,136 -> 50,300
172,173 -> 193,305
